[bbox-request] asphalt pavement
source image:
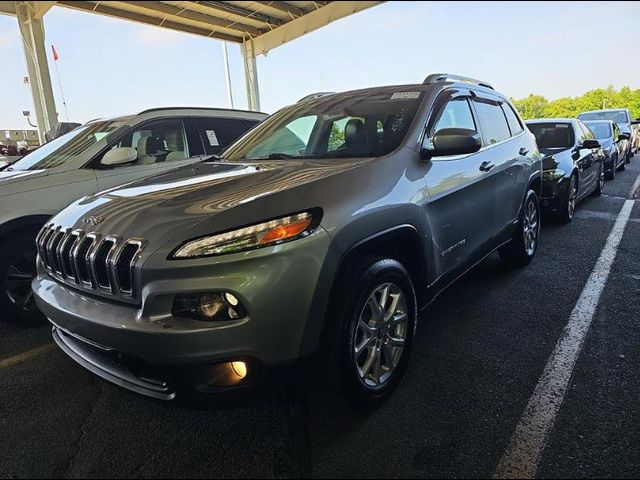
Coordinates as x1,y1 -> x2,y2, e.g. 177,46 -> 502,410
1,156 -> 639,478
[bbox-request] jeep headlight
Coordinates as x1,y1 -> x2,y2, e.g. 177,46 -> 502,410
171,210 -> 320,259
542,169 -> 566,182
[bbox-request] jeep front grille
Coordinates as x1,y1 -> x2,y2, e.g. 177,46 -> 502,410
36,224 -> 144,298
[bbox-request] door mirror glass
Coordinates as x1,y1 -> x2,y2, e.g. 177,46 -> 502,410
581,139 -> 601,149
101,146 -> 137,166
423,128 -> 482,159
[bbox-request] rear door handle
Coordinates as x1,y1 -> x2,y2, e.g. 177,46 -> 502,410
519,147 -> 529,156
479,161 -> 495,172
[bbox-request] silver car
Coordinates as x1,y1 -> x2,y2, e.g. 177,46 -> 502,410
33,74 -> 542,403
0,107 -> 266,324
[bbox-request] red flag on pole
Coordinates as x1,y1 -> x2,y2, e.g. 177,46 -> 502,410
51,45 -> 59,61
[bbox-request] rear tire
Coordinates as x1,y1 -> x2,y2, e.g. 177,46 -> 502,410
332,257 -> 417,405
499,190 -> 540,268
0,231 -> 44,326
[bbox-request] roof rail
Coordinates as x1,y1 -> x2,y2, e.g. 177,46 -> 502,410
297,92 -> 336,103
423,73 -> 494,90
138,106 -> 267,115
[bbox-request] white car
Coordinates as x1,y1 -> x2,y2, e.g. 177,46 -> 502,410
0,107 -> 266,324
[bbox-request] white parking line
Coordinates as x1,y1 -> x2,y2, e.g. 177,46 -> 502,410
494,193 -> 636,478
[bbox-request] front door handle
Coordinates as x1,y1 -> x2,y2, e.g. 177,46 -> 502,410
479,161 -> 495,172
519,147 -> 529,156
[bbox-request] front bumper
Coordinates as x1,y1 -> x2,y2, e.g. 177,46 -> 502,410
33,228 -> 332,397
540,176 -> 569,212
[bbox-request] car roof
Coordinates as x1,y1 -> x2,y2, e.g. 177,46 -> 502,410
526,118 -> 577,124
297,80 -> 510,107
87,108 -> 268,124
579,108 -> 628,114
583,119 -> 615,124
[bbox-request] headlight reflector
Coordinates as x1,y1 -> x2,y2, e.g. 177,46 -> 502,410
172,211 -> 318,259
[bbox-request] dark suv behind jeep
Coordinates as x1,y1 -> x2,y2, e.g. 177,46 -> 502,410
33,74 -> 541,403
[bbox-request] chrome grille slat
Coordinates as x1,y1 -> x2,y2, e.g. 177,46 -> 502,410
44,226 -> 61,272
38,224 -> 143,300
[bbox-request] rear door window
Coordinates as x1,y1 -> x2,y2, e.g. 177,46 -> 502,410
195,117 -> 261,155
501,103 -> 524,135
472,98 -> 511,145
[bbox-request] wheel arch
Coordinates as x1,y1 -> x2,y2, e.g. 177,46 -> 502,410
0,215 -> 51,241
312,224 -> 430,354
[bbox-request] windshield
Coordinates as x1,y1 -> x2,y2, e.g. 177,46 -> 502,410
223,89 -> 425,161
10,120 -> 128,171
584,122 -> 611,140
527,122 -> 575,149
578,110 -> 629,124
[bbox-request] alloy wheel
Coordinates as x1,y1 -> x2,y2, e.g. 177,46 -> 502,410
522,199 -> 539,256
353,282 -> 408,388
5,249 -> 37,313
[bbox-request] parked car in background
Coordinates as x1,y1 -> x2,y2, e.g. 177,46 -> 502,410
577,109 -> 634,162
526,119 -> 604,223
632,120 -> 640,153
0,107 -> 266,324
0,145 -> 30,169
33,74 -> 542,403
583,120 -> 629,179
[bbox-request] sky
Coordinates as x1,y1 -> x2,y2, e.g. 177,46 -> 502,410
0,1 -> 639,129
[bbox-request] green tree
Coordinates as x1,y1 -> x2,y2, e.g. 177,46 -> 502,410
513,86 -> 640,120
512,94 -> 548,120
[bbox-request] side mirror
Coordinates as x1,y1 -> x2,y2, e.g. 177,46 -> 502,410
422,128 -> 482,159
618,133 -> 630,141
581,139 -> 601,150
101,147 -> 137,166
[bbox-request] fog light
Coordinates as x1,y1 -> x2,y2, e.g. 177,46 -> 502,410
224,292 -> 239,306
231,361 -> 247,379
172,291 -> 247,321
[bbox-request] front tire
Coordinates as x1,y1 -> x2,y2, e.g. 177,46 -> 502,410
592,164 -> 604,196
0,232 -> 44,326
605,158 -> 616,181
499,190 -> 540,268
336,258 -> 417,404
559,175 -> 578,224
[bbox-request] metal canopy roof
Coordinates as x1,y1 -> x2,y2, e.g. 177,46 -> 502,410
0,0 -> 383,136
46,1 -> 381,55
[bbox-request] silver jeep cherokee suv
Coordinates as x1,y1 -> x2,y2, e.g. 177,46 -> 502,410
33,74 -> 542,402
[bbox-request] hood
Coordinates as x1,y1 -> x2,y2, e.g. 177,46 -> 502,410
0,169 -> 48,194
51,159 -> 365,251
